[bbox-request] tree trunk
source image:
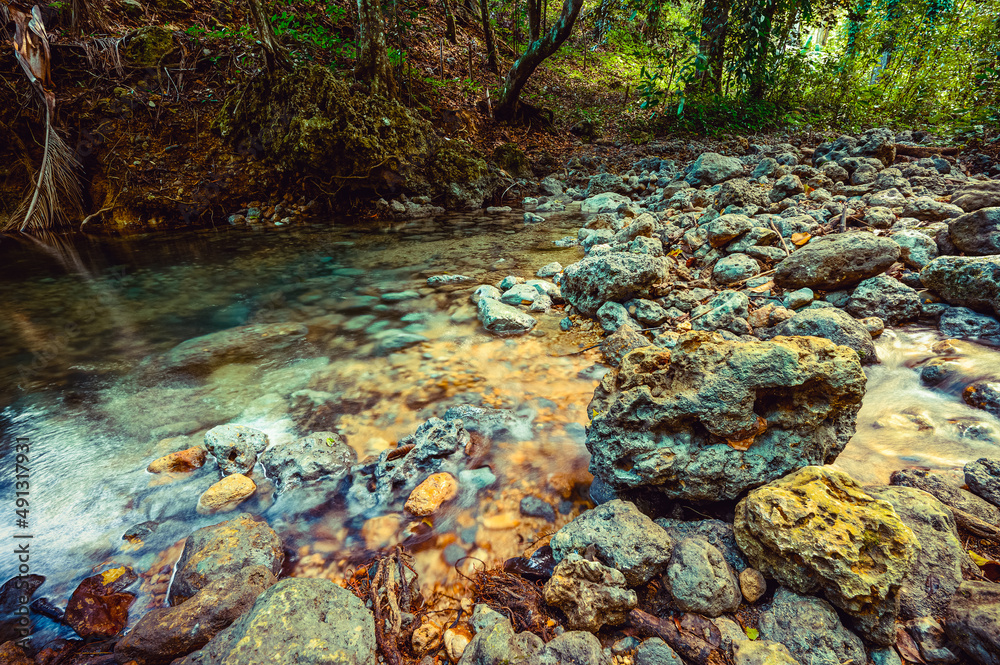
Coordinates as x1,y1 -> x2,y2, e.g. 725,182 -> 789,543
748,0 -> 778,100
247,0 -> 290,72
442,0 -> 457,43
643,0 -> 661,39
356,0 -> 397,96
495,0 -> 583,121
479,0 -> 498,72
698,0 -> 729,95
526,0 -> 541,43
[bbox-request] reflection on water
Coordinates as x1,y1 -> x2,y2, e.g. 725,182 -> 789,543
2,215 -> 1000,648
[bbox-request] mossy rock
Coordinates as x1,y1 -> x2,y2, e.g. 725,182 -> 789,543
217,65 -> 498,209
124,26 -> 175,67
492,143 -> 532,179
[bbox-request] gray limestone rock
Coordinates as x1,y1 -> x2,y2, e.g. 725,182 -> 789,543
665,538 -> 741,617
774,233 -> 900,290
757,587 -> 867,665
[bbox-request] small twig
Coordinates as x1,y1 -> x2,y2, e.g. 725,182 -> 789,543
770,220 -> 791,256
839,205 -> 849,233
80,205 -> 117,230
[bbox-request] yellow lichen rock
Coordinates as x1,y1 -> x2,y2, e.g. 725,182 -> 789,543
734,466 -> 918,645
405,472 -> 458,516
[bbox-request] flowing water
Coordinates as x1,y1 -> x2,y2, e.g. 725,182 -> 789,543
1,214 -> 999,647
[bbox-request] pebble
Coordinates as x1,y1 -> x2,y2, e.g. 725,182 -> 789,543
739,567 -> 767,603
405,473 -> 459,516
427,274 -> 473,286
443,627 -> 472,661
147,447 -> 206,473
482,513 -> 521,529
520,496 -> 557,522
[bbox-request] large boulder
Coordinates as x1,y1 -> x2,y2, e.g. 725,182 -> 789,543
161,323 -> 309,375
767,307 -> 877,365
901,196 -> 964,222
115,566 -> 277,665
734,467 -> 918,645
168,514 -> 284,606
757,587 -> 867,665
561,254 -> 667,316
685,152 -> 745,186
866,486 -> 976,619
945,581 -> 1000,665
549,499 -> 673,587
216,65 -> 496,209
949,207 -> 1000,255
586,333 -> 866,501
774,233 -> 900,290
173,578 -> 376,665
260,431 -> 356,493
920,256 -> 1000,316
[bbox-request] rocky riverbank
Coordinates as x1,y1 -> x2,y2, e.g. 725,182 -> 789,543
3,127 -> 1000,665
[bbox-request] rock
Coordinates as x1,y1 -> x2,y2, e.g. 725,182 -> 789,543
965,458 -> 1000,507
493,143 -> 532,178
471,285 -> 502,303
457,618 -> 543,664
905,617 -> 960,664
769,307 -> 877,365
161,323 -> 309,374
654,518 -> 747,572
965,381 -> 1000,418
586,334 -> 866,501
921,256 -> 1000,316
939,307 -> 1000,339
739,568 -> 766,603
501,283 -> 544,305
665,538 -> 741,617
757,587 -> 867,665
374,330 -> 428,355
600,326 -> 653,367
949,207 -> 1000,255
716,179 -> 770,208
626,298 -> 670,326
173,578 -> 376,665
581,192 -> 631,214
713,254 -> 760,285
944,581 -> 1000,665
597,301 -> 639,334
783,287 -> 814,310
690,290 -> 751,335
549,499 -> 673,586
147,447 -> 206,473
477,297 -> 537,335
633,638 -> 683,665
444,627 -> 473,661
774,233 -> 900,290
405,472 -> 458,516
537,262 -> 563,278
902,196 -> 964,221
733,640 -> 801,665
65,566 -> 137,638
586,172 -> 627,196
735,466 -> 918,645
866,486 -> 975,619
866,206 -> 897,229
844,274 -> 922,325
0,642 -> 32,665
770,174 -> 805,202
204,424 -> 269,477
124,26 -> 176,67
890,468 -> 1000,525
168,513 -> 283,606
114,566 -> 277,665
892,229 -> 939,269
258,431 -> 356,492
520,496 -> 556,522
705,214 -> 755,247
952,181 -> 1000,212
196,474 -> 256,515
542,554 -> 637,631
561,254 -> 667,316
535,631 -> 604,664
686,152 -> 745,186
427,274 -> 474,286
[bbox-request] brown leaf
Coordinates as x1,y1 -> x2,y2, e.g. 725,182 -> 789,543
791,232 -> 812,246
679,613 -> 722,647
896,625 -> 925,663
749,280 -> 774,293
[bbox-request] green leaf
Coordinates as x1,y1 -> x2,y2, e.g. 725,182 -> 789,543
745,628 -> 759,640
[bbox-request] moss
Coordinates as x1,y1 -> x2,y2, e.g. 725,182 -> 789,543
427,143 -> 488,185
492,143 -> 532,178
124,26 -> 175,68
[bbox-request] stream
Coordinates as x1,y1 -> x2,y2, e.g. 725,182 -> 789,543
1,213 -> 999,647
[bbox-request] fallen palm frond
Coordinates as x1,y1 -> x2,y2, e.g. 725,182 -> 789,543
1,1 -> 84,232
81,36 -> 124,75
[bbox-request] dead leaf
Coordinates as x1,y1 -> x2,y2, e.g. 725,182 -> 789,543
749,280 -> 774,293
896,625 -> 925,663
791,232 -> 812,246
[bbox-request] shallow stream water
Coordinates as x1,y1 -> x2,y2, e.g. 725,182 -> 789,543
1,214 -> 999,647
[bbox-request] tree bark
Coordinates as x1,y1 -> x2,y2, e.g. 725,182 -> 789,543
748,0 -> 778,100
526,0 -> 541,43
479,0 -> 498,72
698,0 -> 729,95
442,0 -> 457,43
494,0 -> 583,121
356,0 -> 397,96
644,0 -> 661,39
247,0 -> 290,72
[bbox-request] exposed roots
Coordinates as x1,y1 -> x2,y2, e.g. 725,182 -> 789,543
471,566 -> 554,639
346,548 -> 424,665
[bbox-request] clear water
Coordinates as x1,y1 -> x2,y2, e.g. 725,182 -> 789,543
1,216 -> 999,647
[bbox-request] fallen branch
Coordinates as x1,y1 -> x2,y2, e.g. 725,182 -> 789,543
769,220 -> 791,256
629,609 -> 726,665
952,506 -> 1000,541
